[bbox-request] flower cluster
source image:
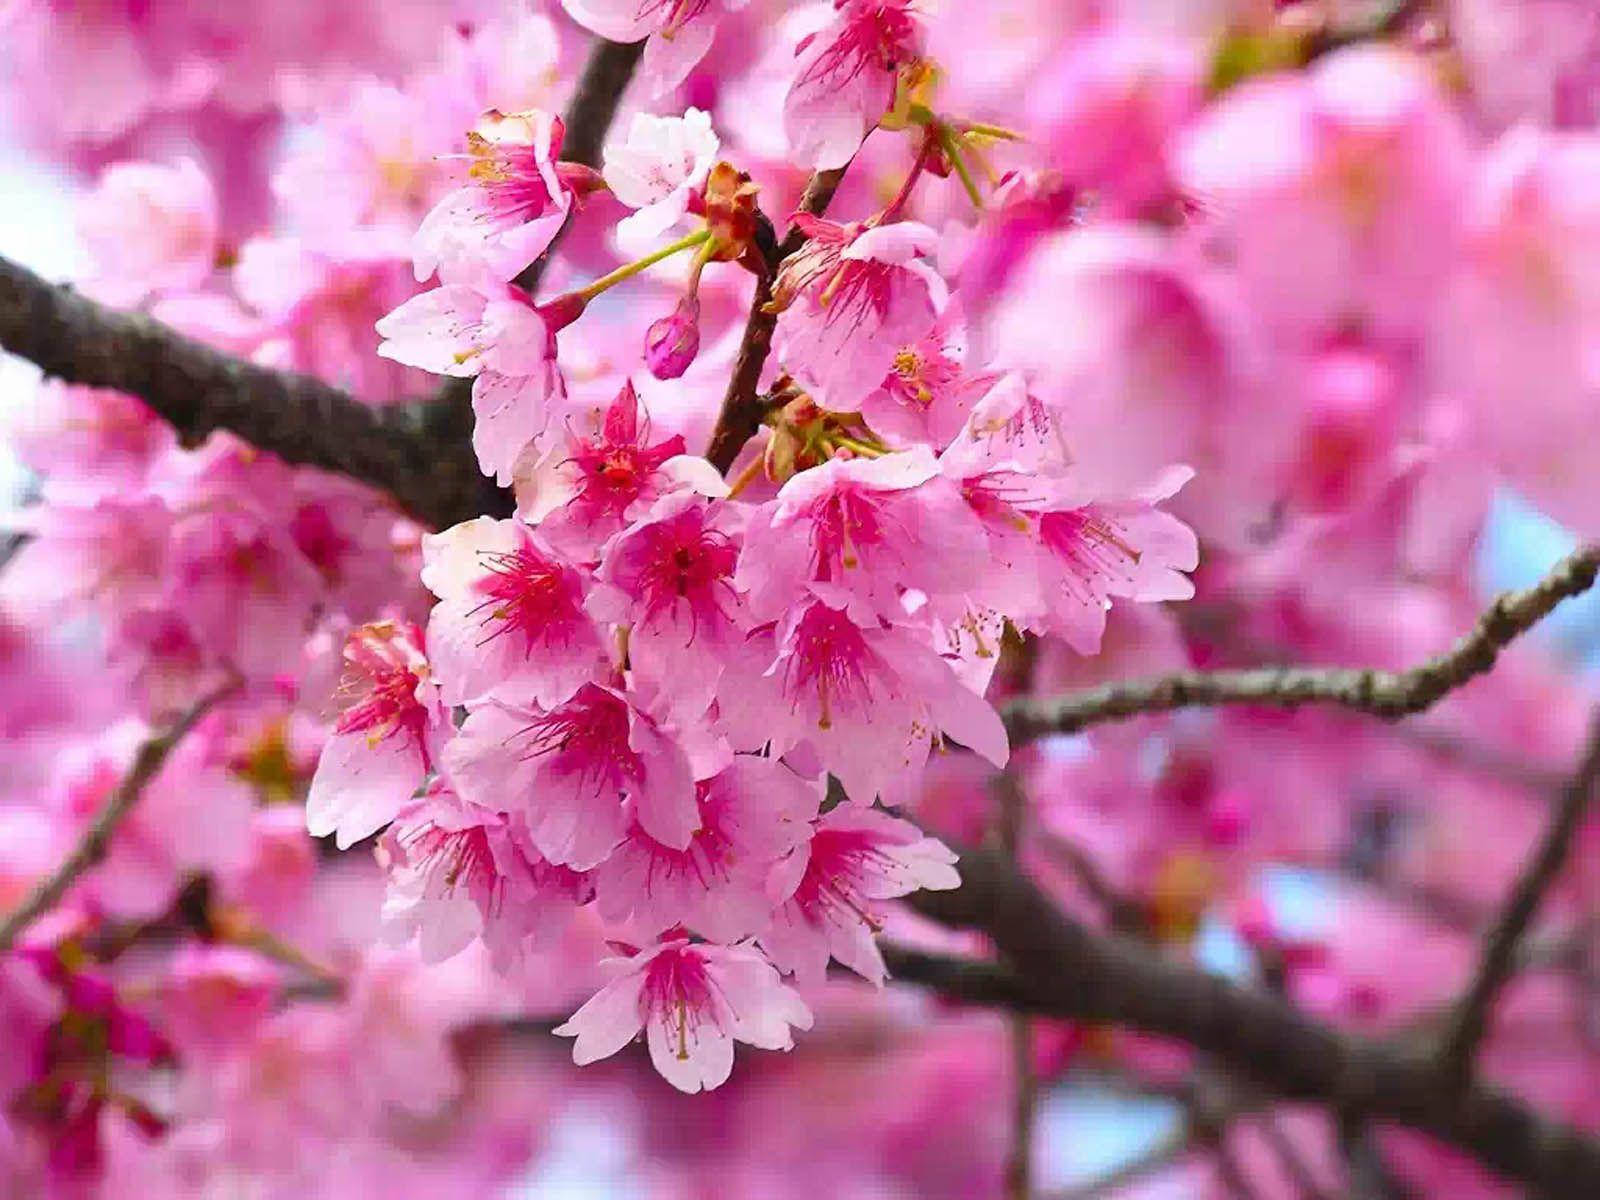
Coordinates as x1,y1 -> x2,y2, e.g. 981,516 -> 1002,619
331,77 -> 1198,1087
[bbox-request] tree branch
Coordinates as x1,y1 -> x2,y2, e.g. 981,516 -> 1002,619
1437,706 -> 1600,1079
899,846 -> 1600,1194
0,253 -> 507,529
1003,546 -> 1600,741
0,39 -> 646,532
0,685 -> 232,954
704,167 -> 846,473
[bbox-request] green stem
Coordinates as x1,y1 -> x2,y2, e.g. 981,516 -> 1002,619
935,123 -> 985,211
576,228 -> 713,301
965,121 -> 1024,141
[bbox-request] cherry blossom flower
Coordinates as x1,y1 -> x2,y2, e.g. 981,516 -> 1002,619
592,756 -> 819,941
378,780 -> 591,968
736,446 -> 987,624
715,592 -> 1008,803
858,316 -> 988,450
375,281 -> 573,484
76,158 -> 218,307
562,1 -> 746,96
412,108 -> 598,285
771,217 -> 948,408
590,492 -> 747,718
420,516 -> 606,709
306,620 -> 446,850
553,937 -> 812,1092
784,0 -> 924,170
513,381 -> 727,557
446,684 -> 700,870
603,107 -> 720,250
761,806 -> 959,986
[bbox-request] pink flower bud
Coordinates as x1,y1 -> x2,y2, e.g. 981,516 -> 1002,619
644,297 -> 700,380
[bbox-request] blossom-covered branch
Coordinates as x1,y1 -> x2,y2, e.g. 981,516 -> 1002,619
0,685 -> 231,954
904,847 -> 1600,1194
1438,706 -> 1600,1079
704,166 -> 846,472
1003,545 -> 1600,741
0,252 -> 500,529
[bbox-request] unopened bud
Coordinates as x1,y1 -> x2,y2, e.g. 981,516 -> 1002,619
644,297 -> 701,380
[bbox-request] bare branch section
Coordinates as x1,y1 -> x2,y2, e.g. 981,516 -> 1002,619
1004,546 -> 1600,741
0,685 -> 233,954
903,846 -> 1600,1195
705,167 -> 847,473
1438,707 -> 1600,1078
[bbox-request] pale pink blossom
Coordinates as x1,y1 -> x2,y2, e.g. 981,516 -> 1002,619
858,316 -> 988,450
563,1 -> 745,96
761,806 -> 959,986
554,937 -> 811,1092
714,593 -> 1008,803
374,282 -> 571,483
413,108 -> 594,285
772,217 -> 948,409
446,684 -> 699,869
76,158 -> 218,306
306,620 -> 446,850
592,757 -> 819,941
604,107 -> 720,249
1177,44 -> 1469,342
378,781 -> 591,968
1027,31 -> 1203,218
784,0 -> 924,170
420,516 -> 605,709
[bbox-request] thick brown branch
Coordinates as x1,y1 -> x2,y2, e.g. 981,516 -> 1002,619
1004,546 -> 1600,741
0,685 -> 232,954
902,846 -> 1600,1194
704,167 -> 846,473
1437,707 -> 1600,1079
0,254 -> 507,529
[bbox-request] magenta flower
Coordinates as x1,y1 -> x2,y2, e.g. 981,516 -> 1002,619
420,515 -> 606,710
591,492 -> 746,718
305,620 -> 446,850
553,937 -> 812,1093
715,593 -> 1008,803
736,446 -> 987,623
772,216 -> 948,409
784,0 -> 924,170
761,806 -> 959,987
413,108 -> 595,286
515,381 -> 726,557
446,684 -> 699,870
592,757 -> 820,941
375,281 -> 571,484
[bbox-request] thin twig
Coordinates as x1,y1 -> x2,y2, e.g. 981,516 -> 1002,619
0,685 -> 233,954
704,167 -> 847,473
995,771 -> 1037,1200
1437,707 -> 1600,1080
1004,546 -> 1600,741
